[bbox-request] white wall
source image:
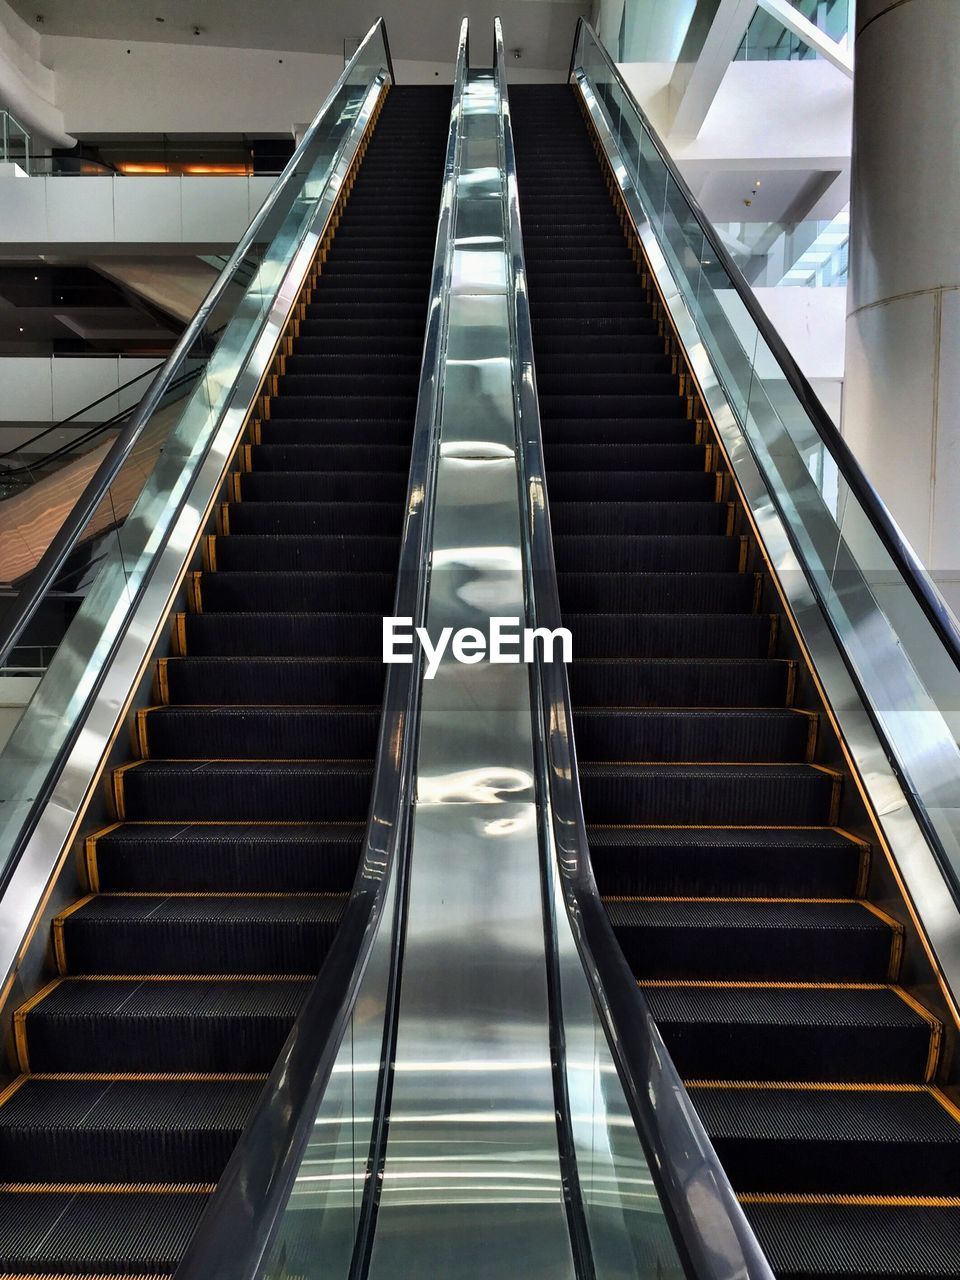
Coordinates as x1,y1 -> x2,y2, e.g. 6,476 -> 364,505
0,173 -> 274,250
0,356 -> 160,428
0,0 -> 71,146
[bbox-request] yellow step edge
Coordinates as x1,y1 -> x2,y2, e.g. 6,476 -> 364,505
738,1192 -> 960,1208
44,973 -> 313,982
110,760 -> 145,821
202,535 -> 217,572
171,612 -> 188,656
153,659 -> 170,706
187,570 -> 203,614
12,978 -> 64,1073
51,895 -> 96,974
0,1182 -> 215,1194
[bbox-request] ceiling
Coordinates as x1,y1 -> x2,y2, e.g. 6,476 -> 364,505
17,0 -> 589,69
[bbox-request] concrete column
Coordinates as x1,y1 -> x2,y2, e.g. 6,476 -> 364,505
843,0 -> 960,615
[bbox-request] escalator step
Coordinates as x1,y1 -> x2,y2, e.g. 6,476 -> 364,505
539,394 -> 685,419
160,656 -> 384,705
57,893 -> 346,975
89,822 -> 364,894
558,571 -> 758,614
572,708 -> 814,762
234,470 -> 408,503
208,534 -> 401,572
247,443 -> 411,472
546,471 -> 717,501
577,763 -> 841,825
0,1078 -> 262,1183
262,397 -> 416,423
607,900 -> 897,982
640,982 -> 936,1082
0,1189 -> 209,1275
139,707 -> 381,759
569,658 -> 793,706
554,534 -> 740,573
546,442 -> 704,471
275,372 -> 421,397
687,1084 -> 960,1196
115,760 -> 374,822
541,420 -> 698,446
743,1200 -> 960,1280
588,827 -> 865,897
562,613 -> 776,659
178,612 -> 383,658
221,501 -> 403,535
550,499 -> 724,534
193,569 -> 396,613
257,419 -> 414,446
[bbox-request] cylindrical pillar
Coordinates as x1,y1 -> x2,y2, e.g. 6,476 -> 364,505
843,0 -> 960,614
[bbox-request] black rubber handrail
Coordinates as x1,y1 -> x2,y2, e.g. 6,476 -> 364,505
571,16 -> 960,670
498,26 -> 776,1280
0,20 -> 394,669
175,22 -> 467,1280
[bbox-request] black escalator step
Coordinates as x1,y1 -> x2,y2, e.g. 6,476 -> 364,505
573,708 -> 815,763
641,981 -> 938,1083
115,760 -> 373,822
540,394 -> 685,420
310,275 -> 428,293
236,470 -> 407,503
534,333 -> 660,353
179,612 -> 382,658
264,397 -> 416,423
550,500 -> 723,535
292,334 -> 424,353
20,976 -> 311,1072
139,706 -> 380,759
558,571 -> 757,614
276,371 -> 420,396
688,1084 -> 960,1196
283,353 -> 421,375
539,368 -> 676,395
301,303 -> 426,322
299,317 -> 426,338
588,826 -> 866,897
222,501 -> 402,536
607,899 -> 897,982
548,446 -> 706,478
569,658 -> 793,707
193,570 -> 396,613
743,1199 -> 960,1280
533,316 -> 658,337
248,443 -> 411,472
257,419 -> 413,447
542,419 -> 692,446
160,656 -> 384,705
89,822 -> 363,894
0,1188 -> 208,1274
563,613 -> 776,659
578,763 -> 841,825
322,255 -> 434,272
57,893 -> 346,975
555,534 -> 740,573
547,472 -> 717,502
209,533 -> 400,572
0,1078 -> 262,1183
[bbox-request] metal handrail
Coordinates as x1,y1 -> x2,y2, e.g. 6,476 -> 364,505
0,16 -> 393,669
497,24 -> 775,1280
571,16 -> 960,669
174,23 -> 467,1280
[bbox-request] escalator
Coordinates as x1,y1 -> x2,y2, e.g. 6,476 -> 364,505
0,83 -> 450,1277
511,81 -> 960,1277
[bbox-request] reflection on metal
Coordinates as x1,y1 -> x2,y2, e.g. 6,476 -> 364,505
571,29 -> 960,1024
365,60 -> 576,1280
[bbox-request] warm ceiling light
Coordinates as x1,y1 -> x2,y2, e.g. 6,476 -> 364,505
182,163 -> 250,175
117,162 -> 170,174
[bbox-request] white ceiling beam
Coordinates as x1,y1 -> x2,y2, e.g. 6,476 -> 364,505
756,0 -> 853,76
668,0 -> 757,139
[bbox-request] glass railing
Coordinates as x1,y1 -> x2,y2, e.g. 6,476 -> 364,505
735,0 -> 852,61
571,18 -> 960,915
495,21 -> 769,1280
714,210 -> 849,287
0,110 -> 31,171
0,19 -> 395,892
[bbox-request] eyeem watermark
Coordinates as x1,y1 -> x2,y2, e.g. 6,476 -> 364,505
383,616 -> 572,680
